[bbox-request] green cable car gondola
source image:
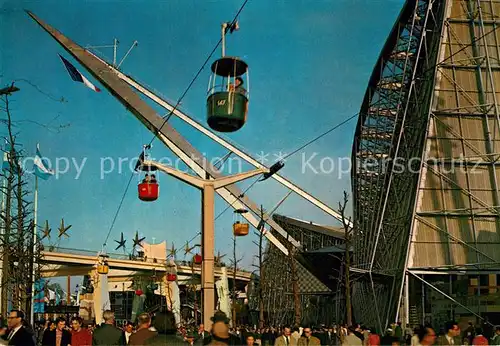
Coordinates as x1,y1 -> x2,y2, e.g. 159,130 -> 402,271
207,22 -> 249,132
207,57 -> 249,132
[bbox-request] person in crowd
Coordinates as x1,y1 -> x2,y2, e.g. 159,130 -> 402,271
464,322 -> 475,345
124,321 -> 133,344
41,317 -> 71,346
275,326 -> 295,346
91,310 -> 125,345
128,313 -> 157,345
491,326 -> 500,345
380,329 -> 396,346
246,334 -> 258,346
367,328 -> 380,346
297,327 -> 321,346
436,322 -> 461,345
70,317 -> 91,346
4,310 -> 35,346
144,310 -> 184,345
343,326 -> 362,346
261,328 -> 273,346
291,327 -> 301,344
411,326 -> 421,346
483,317 -> 493,340
205,311 -> 239,346
393,322 -> 403,343
195,323 -> 211,345
472,327 -> 489,346
353,325 -> 364,343
418,326 -> 437,346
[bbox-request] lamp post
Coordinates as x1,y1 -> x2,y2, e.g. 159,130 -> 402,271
142,159 -> 269,329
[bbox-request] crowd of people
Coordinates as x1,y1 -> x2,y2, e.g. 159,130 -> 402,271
0,308 -> 499,345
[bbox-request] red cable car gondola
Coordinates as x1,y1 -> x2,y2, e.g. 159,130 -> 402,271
193,254 -> 202,265
138,182 -> 159,201
167,273 -> 177,282
135,145 -> 160,202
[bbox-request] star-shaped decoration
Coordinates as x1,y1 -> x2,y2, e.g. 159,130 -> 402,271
41,220 -> 51,240
183,241 -> 200,256
114,232 -> 126,251
57,218 -> 71,238
132,231 -> 145,248
168,243 -> 178,258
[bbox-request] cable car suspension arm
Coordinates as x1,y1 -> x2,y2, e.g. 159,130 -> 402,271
107,64 -> 350,228
26,11 -> 297,255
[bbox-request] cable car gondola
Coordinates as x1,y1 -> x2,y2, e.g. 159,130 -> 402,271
97,254 -> 109,274
136,145 -> 159,202
207,22 -> 249,132
193,253 -> 202,265
233,208 -> 249,236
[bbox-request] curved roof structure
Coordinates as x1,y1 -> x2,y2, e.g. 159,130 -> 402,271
351,0 -> 446,329
352,0 -> 500,330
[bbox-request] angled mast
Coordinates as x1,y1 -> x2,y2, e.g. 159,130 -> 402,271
26,10 -> 298,255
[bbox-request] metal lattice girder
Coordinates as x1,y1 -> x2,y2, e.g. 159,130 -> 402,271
261,215 -> 345,326
351,0 -> 445,330
26,11 -> 299,255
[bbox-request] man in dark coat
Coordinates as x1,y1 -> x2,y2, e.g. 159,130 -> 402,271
128,313 -> 157,345
5,310 -> 35,346
41,317 -> 72,346
145,310 -> 185,345
92,310 -> 125,346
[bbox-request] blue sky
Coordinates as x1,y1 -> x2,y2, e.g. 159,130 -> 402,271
1,0 -> 404,270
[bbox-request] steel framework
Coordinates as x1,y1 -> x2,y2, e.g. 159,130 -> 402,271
352,0 -> 500,331
261,215 -> 345,326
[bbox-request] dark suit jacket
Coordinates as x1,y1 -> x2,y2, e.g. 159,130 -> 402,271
41,328 -> 72,346
8,326 -> 35,346
92,323 -> 126,345
128,328 -> 158,345
436,335 -> 461,345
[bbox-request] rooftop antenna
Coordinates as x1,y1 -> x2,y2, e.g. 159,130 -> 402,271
85,38 -> 138,69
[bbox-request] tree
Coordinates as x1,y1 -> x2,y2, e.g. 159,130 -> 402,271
338,191 -> 353,326
287,242 -> 301,326
0,86 -> 45,318
252,205 -> 267,329
229,234 -> 242,326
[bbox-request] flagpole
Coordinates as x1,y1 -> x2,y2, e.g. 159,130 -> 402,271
30,144 -> 39,327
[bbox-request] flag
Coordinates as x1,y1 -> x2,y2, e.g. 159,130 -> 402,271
2,142 -> 20,174
2,148 -> 10,172
33,279 -> 46,313
33,147 -> 54,180
58,54 -> 101,92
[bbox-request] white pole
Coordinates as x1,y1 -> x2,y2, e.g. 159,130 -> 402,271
30,144 -> 39,327
221,23 -> 227,57
113,38 -> 118,67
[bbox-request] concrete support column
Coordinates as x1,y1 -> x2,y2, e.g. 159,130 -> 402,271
92,269 -> 102,324
202,184 -> 215,329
